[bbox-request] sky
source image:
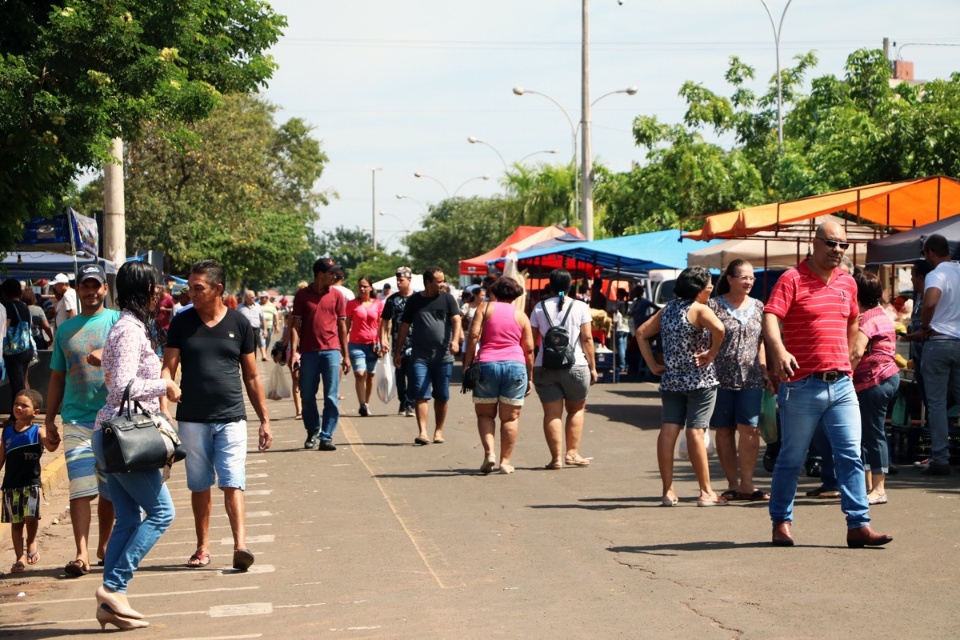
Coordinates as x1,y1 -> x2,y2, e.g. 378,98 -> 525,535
261,1 -> 960,252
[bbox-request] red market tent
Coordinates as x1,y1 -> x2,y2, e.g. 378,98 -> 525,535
459,224 -> 585,276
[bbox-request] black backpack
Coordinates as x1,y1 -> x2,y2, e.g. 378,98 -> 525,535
540,301 -> 576,369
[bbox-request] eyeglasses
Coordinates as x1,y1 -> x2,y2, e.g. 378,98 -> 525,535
817,237 -> 850,250
732,275 -> 756,282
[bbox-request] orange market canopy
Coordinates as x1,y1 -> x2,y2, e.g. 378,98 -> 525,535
459,224 -> 585,276
684,176 -> 960,241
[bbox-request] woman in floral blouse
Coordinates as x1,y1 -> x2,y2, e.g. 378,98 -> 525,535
91,262 -> 181,630
708,259 -> 769,502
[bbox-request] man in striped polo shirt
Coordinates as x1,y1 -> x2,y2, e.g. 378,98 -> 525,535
762,221 -> 892,549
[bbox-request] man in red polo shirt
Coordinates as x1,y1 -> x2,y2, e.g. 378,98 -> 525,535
762,221 -> 892,549
289,258 -> 350,451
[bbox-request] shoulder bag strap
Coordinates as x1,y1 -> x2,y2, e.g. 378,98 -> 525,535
540,300 -> 557,328
558,299 -> 575,326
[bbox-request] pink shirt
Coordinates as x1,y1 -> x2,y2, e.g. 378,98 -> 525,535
476,302 -> 524,363
853,306 -> 900,392
346,298 -> 383,344
764,260 -> 859,381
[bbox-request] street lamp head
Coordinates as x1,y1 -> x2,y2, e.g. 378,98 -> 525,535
625,86 -> 638,95
413,171 -> 424,178
549,149 -> 560,154
481,175 -> 490,180
467,135 -> 480,144
395,193 -> 404,199
512,87 -> 525,96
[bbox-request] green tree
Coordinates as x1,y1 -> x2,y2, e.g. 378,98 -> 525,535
80,93 -> 327,289
404,197 -> 514,279
0,0 -> 285,250
502,162 -> 576,227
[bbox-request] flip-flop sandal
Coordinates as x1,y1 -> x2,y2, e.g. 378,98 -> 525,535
187,551 -> 211,568
232,548 -> 255,571
26,548 -> 40,565
414,437 -> 430,446
433,437 -> 445,444
740,490 -> 770,501
11,562 -> 25,574
696,497 -> 729,507
720,489 -> 740,501
64,559 -> 89,576
544,461 -> 563,470
564,455 -> 591,467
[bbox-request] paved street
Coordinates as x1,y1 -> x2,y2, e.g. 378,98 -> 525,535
1,360 -> 959,639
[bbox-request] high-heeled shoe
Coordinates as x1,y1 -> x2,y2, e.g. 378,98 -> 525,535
96,585 -> 144,620
96,604 -> 150,630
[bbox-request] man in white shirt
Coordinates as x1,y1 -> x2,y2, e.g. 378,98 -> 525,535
919,233 -> 960,475
52,272 -> 78,331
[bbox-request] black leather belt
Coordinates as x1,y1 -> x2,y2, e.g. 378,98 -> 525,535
809,370 -> 846,382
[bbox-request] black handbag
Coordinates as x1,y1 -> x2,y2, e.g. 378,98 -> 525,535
461,303 -> 492,394
100,381 -> 186,474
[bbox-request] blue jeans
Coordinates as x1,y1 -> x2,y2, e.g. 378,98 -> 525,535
859,373 -> 899,473
770,375 -> 870,528
811,423 -> 837,491
616,330 -> 629,371
920,339 -> 960,465
93,430 -> 174,594
410,359 -> 453,402
300,350 -> 342,442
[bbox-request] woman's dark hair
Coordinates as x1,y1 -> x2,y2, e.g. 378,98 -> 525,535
489,276 -> 523,302
548,269 -> 573,310
357,276 -> 372,294
673,266 -> 712,301
1,278 -> 23,299
855,270 -> 884,309
116,261 -> 163,350
715,259 -> 752,296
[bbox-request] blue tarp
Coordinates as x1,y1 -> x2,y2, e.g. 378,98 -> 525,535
1,251 -> 117,281
488,229 -> 723,273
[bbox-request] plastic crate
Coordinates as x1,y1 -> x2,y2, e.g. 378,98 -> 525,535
888,423 -> 960,465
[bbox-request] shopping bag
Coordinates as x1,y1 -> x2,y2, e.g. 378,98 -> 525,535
375,356 -> 396,404
759,389 -> 778,445
266,363 -> 290,401
677,428 -> 712,459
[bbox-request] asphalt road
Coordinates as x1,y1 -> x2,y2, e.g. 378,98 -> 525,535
1,361 -> 959,639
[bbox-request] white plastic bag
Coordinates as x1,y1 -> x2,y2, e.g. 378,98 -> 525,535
375,357 -> 396,404
678,429 -> 713,459
267,363 -> 291,401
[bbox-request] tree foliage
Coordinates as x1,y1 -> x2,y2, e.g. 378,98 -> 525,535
0,0 -> 286,251
404,197 -> 514,279
78,93 -> 327,289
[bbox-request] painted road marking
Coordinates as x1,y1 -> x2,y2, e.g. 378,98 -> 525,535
221,534 -> 274,545
0,586 -> 258,608
245,489 -> 272,495
209,602 -> 273,617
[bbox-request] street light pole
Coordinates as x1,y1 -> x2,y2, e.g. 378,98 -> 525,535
467,136 -> 509,174
759,0 -> 794,151
453,175 -> 490,197
371,167 -> 381,252
413,171 -> 450,198
518,149 -> 560,164
395,193 -> 428,214
581,0 -> 593,240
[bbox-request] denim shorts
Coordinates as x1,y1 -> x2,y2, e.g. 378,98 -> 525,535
709,387 -> 763,428
533,365 -> 590,404
410,359 -> 453,402
661,387 -> 717,428
348,342 -> 379,373
473,361 -> 527,406
179,421 -> 247,492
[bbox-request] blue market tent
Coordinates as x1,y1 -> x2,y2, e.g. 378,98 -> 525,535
1,251 -> 117,281
488,229 -> 723,274
866,213 -> 960,264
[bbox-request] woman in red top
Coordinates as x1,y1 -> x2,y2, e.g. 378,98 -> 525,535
850,271 -> 900,506
345,277 -> 384,417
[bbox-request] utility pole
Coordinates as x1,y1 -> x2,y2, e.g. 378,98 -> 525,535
581,0 -> 594,241
103,137 -> 126,263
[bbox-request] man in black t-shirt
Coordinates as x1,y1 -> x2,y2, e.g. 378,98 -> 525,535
379,267 -> 416,416
162,260 -> 272,572
394,266 -> 461,445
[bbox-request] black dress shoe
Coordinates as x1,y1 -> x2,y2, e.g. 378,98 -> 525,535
772,521 -> 795,547
921,463 -> 951,476
846,526 -> 893,548
318,440 -> 337,451
304,435 -> 319,450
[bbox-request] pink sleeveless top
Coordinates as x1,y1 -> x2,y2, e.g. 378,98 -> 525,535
476,302 -> 524,363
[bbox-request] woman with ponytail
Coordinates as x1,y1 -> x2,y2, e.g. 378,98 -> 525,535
529,269 -> 597,469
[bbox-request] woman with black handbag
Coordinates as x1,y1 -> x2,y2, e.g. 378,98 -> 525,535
91,262 -> 182,630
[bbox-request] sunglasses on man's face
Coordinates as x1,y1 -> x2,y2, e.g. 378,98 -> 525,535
817,237 -> 850,250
